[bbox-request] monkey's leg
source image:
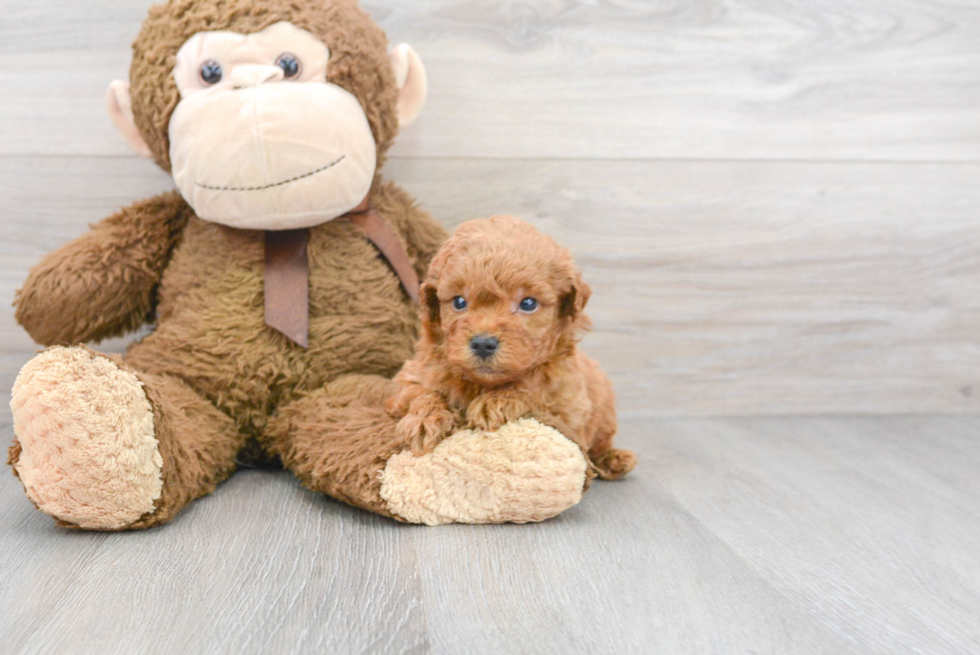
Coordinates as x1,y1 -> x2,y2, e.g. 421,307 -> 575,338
265,375 -> 405,519
267,374 -> 590,525
9,346 -> 242,531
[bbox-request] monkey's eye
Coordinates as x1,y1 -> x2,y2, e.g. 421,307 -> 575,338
275,53 -> 302,80
519,298 -> 539,313
199,60 -> 223,86
452,296 -> 468,312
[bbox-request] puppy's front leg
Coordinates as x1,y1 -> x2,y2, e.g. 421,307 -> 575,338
466,390 -> 536,433
395,392 -> 458,456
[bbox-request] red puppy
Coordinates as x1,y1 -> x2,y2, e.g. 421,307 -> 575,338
387,215 -> 636,481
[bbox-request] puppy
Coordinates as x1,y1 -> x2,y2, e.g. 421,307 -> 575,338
386,215 -> 636,481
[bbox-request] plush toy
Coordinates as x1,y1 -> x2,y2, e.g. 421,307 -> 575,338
8,0 -> 593,529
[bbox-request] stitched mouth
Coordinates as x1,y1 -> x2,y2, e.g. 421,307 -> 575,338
194,155 -> 346,192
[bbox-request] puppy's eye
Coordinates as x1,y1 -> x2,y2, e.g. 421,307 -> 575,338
452,296 -> 468,311
275,53 -> 302,80
199,60 -> 223,86
519,298 -> 539,313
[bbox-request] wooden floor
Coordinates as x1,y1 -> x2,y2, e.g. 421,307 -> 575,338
3,416 -> 980,654
1,0 -> 979,653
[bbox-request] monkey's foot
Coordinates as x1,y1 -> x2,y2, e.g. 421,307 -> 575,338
379,418 -> 588,525
10,347 -> 162,530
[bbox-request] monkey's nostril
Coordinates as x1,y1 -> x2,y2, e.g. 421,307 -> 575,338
470,335 -> 500,360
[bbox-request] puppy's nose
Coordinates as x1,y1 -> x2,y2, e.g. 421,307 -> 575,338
470,335 -> 500,360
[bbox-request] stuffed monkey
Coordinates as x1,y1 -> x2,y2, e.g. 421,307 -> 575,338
8,0 -> 590,529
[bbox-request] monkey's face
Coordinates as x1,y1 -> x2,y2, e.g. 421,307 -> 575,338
108,7 -> 427,232
167,22 -> 375,230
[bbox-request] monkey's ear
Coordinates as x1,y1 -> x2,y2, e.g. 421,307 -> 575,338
389,44 -> 427,127
106,80 -> 153,158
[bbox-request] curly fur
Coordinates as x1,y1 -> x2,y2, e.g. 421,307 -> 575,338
387,216 -> 636,481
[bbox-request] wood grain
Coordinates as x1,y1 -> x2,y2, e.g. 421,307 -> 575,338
1,0 -> 979,160
3,156 -> 977,416
645,415 -> 980,653
391,158 -> 980,417
3,416 -> 979,654
0,466 -> 428,654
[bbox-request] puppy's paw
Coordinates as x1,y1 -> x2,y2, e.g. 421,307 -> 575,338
466,393 -> 533,433
384,394 -> 406,418
592,448 -> 637,481
396,409 -> 457,456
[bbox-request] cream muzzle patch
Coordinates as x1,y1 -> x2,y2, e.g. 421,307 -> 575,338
169,22 -> 377,231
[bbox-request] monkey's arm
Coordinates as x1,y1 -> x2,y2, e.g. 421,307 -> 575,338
376,181 -> 449,279
15,191 -> 192,346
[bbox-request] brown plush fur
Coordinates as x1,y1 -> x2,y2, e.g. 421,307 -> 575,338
14,193 -> 193,345
265,374 -> 406,519
387,216 -> 636,481
10,0 -> 447,529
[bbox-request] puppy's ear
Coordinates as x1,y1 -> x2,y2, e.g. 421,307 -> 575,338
422,282 -> 441,325
420,281 -> 443,343
559,271 -> 592,323
419,234 -> 454,338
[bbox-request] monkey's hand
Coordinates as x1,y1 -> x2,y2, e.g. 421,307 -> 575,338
15,192 -> 191,346
465,390 -> 536,433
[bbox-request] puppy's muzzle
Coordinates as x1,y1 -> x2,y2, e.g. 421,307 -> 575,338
470,334 -> 499,360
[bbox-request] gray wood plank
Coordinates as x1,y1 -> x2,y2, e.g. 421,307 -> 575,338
410,459 -> 858,654
644,415 -> 980,653
394,158 -> 980,417
3,156 -> 977,416
1,0 -> 979,161
0,460 -> 428,655
3,416 -> 979,654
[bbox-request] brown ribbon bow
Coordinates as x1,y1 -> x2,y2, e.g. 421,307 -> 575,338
264,197 -> 420,348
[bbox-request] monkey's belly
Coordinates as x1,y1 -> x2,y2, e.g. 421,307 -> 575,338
128,293 -> 414,440
126,214 -> 418,436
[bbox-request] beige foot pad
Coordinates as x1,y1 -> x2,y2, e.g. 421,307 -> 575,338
10,347 -> 162,530
379,418 -> 587,525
